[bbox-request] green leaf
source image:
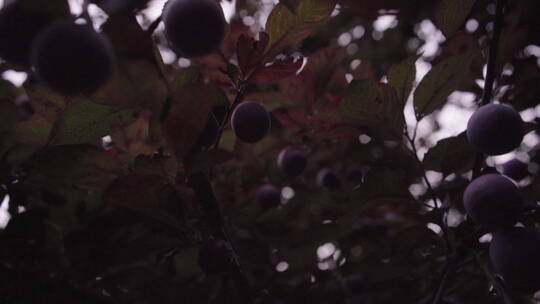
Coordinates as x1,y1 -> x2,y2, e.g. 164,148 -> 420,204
387,56 -> 418,104
340,80 -> 405,140
423,132 -> 476,177
265,0 -> 336,56
413,51 -> 476,120
50,99 -> 138,145
435,0 -> 477,38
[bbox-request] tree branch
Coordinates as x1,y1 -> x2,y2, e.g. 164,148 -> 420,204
188,172 -> 252,303
472,0 -> 507,178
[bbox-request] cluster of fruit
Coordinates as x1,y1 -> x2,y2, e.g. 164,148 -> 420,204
0,0 -> 226,94
465,103 -> 540,293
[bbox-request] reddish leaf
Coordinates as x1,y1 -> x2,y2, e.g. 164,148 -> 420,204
249,56 -> 303,84
237,32 -> 270,76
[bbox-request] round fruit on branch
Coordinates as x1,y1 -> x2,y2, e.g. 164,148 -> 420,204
162,0 -> 226,58
255,184 -> 281,209
231,101 -> 271,143
466,103 -> 524,156
277,147 -> 307,177
30,20 -> 115,95
463,173 -> 522,230
490,227 -> 540,294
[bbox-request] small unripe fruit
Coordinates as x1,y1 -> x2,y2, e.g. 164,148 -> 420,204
0,2 -> 55,66
197,114 -> 219,149
231,101 -> 271,143
502,159 -> 529,181
463,174 -> 522,229
490,227 -> 540,293
198,239 -> 233,274
277,147 -> 307,176
466,103 -> 524,155
255,184 -> 281,209
31,20 -> 114,95
162,0 -> 226,58
316,168 -> 340,188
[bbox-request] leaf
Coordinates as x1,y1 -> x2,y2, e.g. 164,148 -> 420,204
162,84 -> 227,158
281,0 -> 300,13
413,51 -> 477,120
249,56 -> 303,83
339,80 -> 405,140
435,0 -> 477,38
423,132 -> 476,177
50,99 -> 138,145
387,56 -> 418,103
265,0 -> 336,56
103,174 -> 185,230
237,32 -> 270,76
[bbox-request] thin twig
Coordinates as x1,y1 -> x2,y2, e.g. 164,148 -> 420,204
472,0 -> 507,179
147,16 -> 162,34
213,83 -> 246,150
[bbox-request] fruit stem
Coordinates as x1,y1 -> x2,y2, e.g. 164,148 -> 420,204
213,83 -> 246,150
472,0 -> 507,178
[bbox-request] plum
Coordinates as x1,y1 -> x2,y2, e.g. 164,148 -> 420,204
0,2 -> 55,66
490,227 -> 540,293
501,158 -> 529,181
162,0 -> 226,58
463,173 -> 522,229
197,114 -> 219,149
316,168 -> 340,188
277,147 -> 307,177
466,103 -> 524,155
255,184 -> 281,209
198,239 -> 233,274
30,20 -> 115,95
231,101 -> 271,143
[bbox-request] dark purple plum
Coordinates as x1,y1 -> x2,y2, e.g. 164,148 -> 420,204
255,184 -> 281,209
463,173 -> 522,229
198,239 -> 233,274
502,158 -> 529,181
231,101 -> 270,143
30,20 -> 115,95
0,2 -> 56,66
277,147 -> 307,177
466,103 -> 524,155
316,168 -> 340,188
490,227 -> 540,293
197,114 -> 219,149
162,0 -> 226,58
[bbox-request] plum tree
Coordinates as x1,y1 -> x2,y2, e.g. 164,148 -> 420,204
30,20 -> 115,95
197,239 -> 233,274
255,184 -> 281,209
162,0 -> 226,58
466,103 -> 524,155
277,147 -> 308,177
463,173 -> 522,229
501,158 -> 529,181
231,101 -> 271,143
0,2 -> 56,66
316,168 -> 340,188
197,114 -> 219,149
490,227 -> 540,293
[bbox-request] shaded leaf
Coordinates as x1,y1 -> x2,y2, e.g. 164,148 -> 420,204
340,80 -> 405,140
265,0 -> 336,56
237,32 -> 270,76
413,51 -> 477,120
387,56 -> 418,103
50,99 -> 138,145
423,132 -> 476,177
435,0 -> 477,38
249,56 -> 303,83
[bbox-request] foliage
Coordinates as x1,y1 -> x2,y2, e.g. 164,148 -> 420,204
0,0 -> 539,303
